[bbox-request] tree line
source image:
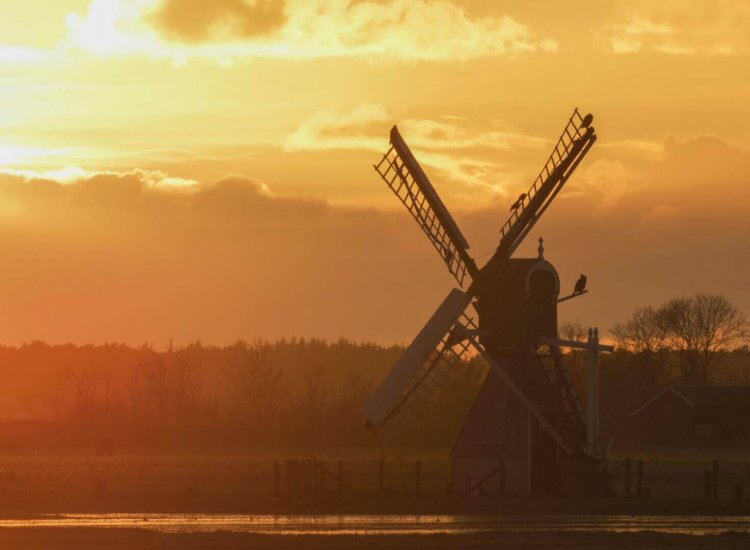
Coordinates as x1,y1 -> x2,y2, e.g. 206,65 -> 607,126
0,293 -> 746,452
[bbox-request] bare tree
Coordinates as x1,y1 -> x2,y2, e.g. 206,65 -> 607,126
301,363 -> 328,436
228,341 -> 284,436
559,319 -> 587,342
612,306 -> 668,354
660,293 -> 748,383
172,348 -> 203,427
129,350 -> 170,426
52,365 -> 73,423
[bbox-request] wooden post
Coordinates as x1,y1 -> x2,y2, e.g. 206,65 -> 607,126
273,460 -> 280,497
704,470 -> 712,500
319,460 -> 326,494
624,458 -> 632,497
636,460 -> 643,498
378,458 -> 385,496
415,460 -> 422,500
498,460 -> 506,497
308,459 -> 315,494
711,460 -> 719,499
298,459 -> 304,494
337,460 -> 345,495
586,328 -> 600,451
286,459 -> 293,496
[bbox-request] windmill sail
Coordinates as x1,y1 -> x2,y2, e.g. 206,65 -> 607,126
496,109 -> 597,259
374,127 -> 478,288
362,288 -> 473,427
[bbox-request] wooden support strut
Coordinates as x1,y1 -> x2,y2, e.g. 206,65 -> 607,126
556,290 -> 588,304
463,331 -> 573,456
538,336 -> 613,353
540,332 -> 613,452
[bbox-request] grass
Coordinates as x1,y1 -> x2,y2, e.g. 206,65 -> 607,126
0,448 -> 747,515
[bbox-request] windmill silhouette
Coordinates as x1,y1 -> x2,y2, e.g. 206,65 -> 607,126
362,109 -> 612,495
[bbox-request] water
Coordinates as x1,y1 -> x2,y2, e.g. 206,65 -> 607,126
0,514 -> 748,536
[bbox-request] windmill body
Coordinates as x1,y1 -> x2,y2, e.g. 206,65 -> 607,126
363,110 -> 608,495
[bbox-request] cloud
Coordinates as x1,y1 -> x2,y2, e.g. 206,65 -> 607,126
0,134 -> 749,348
0,44 -> 52,65
154,0 -> 285,42
1,167 -> 199,189
0,169 -> 449,345
285,104 -> 551,198
284,104 -> 389,152
64,0 -> 557,63
599,1 -> 750,55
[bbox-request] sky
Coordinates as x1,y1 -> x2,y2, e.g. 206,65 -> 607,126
0,0 -> 748,346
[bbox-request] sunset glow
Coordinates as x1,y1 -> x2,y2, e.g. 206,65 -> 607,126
0,0 -> 748,346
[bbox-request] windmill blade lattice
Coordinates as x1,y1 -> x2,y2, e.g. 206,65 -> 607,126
374,127 -> 478,288
497,109 -> 597,258
379,311 -> 479,425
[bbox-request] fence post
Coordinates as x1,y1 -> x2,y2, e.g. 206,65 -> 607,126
273,460 -> 280,497
498,460 -> 506,497
704,470 -> 712,500
415,460 -> 422,500
624,458 -> 632,497
285,459 -> 293,496
711,459 -> 719,499
319,460 -> 326,494
636,460 -> 644,498
337,460 -> 345,495
293,459 -> 301,496
378,458 -> 385,496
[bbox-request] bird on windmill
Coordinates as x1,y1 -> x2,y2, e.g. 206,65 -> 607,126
510,193 -> 527,211
574,274 -> 587,294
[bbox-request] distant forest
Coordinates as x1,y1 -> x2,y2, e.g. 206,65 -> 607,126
0,327 -> 749,453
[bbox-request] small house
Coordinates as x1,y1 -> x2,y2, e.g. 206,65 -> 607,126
625,386 -> 750,446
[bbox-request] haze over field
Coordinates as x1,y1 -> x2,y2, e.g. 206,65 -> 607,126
0,0 -> 748,345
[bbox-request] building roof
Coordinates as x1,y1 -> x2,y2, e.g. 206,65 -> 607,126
630,385 -> 750,418
674,386 -> 750,408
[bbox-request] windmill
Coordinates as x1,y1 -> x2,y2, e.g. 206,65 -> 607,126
362,109 -> 613,495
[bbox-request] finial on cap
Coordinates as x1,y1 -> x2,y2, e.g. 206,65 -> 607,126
537,237 -> 544,260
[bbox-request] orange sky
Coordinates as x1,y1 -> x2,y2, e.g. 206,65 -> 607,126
0,0 -> 748,346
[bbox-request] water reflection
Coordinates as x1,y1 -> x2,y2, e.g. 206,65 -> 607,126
0,514 -> 747,536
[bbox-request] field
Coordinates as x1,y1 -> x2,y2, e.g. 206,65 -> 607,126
2,529 -> 750,550
0,448 -> 747,515
0,450 -> 748,548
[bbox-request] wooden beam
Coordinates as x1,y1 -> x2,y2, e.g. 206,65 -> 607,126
465,334 -> 572,456
557,290 -> 588,304
538,336 -> 613,353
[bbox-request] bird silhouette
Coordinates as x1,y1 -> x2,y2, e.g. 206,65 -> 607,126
574,274 -> 587,294
509,193 -> 527,211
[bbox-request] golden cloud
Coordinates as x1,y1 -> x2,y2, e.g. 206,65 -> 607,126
285,104 -> 552,199
65,0 -> 557,63
0,135 -> 747,346
599,1 -> 750,55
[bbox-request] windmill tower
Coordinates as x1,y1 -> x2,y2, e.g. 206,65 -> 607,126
362,109 -> 612,495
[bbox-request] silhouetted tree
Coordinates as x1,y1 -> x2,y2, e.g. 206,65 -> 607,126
660,293 -> 748,383
559,319 -> 587,342
228,341 -> 283,438
612,306 -> 668,354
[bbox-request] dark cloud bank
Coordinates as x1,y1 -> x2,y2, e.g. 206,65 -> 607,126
0,134 -> 748,346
